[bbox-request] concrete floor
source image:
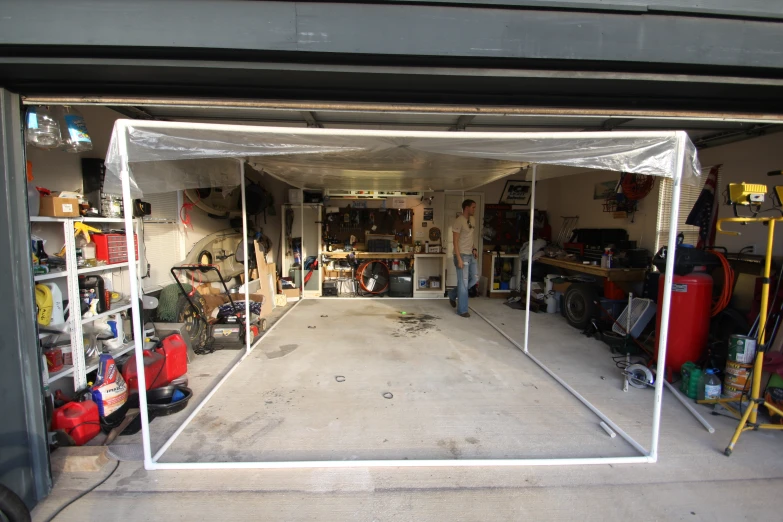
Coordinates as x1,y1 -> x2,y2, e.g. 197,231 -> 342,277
33,298 -> 783,521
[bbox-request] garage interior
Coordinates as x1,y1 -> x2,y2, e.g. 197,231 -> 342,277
18,101 -> 783,518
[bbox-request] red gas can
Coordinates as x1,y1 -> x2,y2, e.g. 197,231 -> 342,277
655,271 -> 713,372
53,401 -> 100,446
158,334 -> 188,384
122,334 -> 188,391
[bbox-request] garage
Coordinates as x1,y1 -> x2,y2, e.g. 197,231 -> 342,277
7,101 -> 724,468
0,90 -> 778,515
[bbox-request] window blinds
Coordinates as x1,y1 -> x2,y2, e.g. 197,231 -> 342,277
656,169 -> 720,252
140,192 -> 182,291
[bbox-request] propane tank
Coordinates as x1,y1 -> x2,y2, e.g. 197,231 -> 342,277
655,268 -> 713,372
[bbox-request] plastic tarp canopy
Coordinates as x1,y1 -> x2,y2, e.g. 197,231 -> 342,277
103,122 -> 700,196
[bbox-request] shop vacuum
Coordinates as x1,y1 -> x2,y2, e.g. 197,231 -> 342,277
652,237 -> 720,373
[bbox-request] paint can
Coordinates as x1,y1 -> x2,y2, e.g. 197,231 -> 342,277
722,382 -> 745,400
728,334 -> 757,364
44,346 -> 64,372
61,344 -> 73,366
724,360 -> 753,388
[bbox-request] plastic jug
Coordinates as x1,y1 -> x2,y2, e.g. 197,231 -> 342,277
53,400 -> 100,446
91,352 -> 129,425
700,368 -> 722,400
545,292 -> 558,313
41,282 -> 64,325
122,334 -> 188,391
681,361 -> 697,394
687,368 -> 702,400
158,334 -> 188,384
123,349 -> 166,391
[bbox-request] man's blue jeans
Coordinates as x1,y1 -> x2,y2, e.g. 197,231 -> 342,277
448,253 -> 478,315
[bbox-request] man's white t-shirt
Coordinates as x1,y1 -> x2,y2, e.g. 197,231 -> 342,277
452,215 -> 474,255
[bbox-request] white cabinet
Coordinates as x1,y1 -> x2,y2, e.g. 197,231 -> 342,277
413,253 -> 447,298
483,252 -> 522,298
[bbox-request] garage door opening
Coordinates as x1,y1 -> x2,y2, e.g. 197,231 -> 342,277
102,120 -> 697,470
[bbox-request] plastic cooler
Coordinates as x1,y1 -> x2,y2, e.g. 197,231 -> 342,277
92,233 -> 139,265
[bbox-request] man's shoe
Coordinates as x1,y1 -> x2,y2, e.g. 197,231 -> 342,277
459,312 -> 470,318
449,298 -> 457,308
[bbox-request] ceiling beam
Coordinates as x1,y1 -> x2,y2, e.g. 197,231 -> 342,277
693,124 -> 783,149
106,105 -> 158,120
301,111 -> 323,128
587,117 -> 635,131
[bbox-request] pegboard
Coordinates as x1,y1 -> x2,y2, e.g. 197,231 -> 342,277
324,206 -> 414,246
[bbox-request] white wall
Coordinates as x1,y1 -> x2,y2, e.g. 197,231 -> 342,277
521,133 -> 783,257
477,176 -> 549,209
538,169 -> 656,251
699,133 -> 783,256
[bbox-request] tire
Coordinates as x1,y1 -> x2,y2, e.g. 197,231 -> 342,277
174,293 -> 209,352
563,283 -> 598,329
0,484 -> 31,522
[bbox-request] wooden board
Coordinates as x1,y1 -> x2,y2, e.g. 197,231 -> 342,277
536,256 -> 647,282
253,240 -> 276,318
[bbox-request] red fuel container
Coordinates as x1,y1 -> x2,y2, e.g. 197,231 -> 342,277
123,334 -> 188,391
158,334 -> 188,384
53,401 -> 100,446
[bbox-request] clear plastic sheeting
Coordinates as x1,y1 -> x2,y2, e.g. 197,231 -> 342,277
104,121 -> 700,196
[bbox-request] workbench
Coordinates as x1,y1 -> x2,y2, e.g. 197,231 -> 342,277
321,251 -> 447,298
324,251 -> 414,259
536,257 -> 647,282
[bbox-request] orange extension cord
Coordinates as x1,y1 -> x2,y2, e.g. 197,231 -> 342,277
707,249 -> 734,317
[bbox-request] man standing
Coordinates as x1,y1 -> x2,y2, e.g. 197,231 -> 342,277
448,199 -> 478,317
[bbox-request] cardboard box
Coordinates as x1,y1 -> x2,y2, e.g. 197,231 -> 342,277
39,195 -> 80,217
552,281 -> 572,294
282,288 -> 300,301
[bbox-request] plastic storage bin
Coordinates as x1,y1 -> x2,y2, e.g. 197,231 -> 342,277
92,233 -> 139,264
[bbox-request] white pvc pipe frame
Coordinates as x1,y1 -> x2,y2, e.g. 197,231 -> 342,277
116,121 -> 685,470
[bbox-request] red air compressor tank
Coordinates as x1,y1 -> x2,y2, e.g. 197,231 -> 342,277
655,271 -> 713,372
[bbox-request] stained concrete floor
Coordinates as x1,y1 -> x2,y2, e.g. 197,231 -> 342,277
33,298 -> 783,521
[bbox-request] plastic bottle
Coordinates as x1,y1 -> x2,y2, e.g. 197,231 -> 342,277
59,106 -> 93,153
35,240 -> 48,266
703,369 -> 722,400
25,106 -> 62,150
